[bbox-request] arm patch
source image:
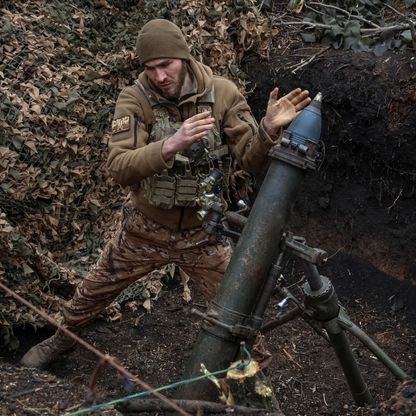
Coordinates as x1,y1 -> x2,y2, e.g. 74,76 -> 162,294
112,116 -> 131,134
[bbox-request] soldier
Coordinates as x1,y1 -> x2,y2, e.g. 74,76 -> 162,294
21,19 -> 310,369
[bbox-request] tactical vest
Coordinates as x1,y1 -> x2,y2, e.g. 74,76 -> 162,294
134,80 -> 230,209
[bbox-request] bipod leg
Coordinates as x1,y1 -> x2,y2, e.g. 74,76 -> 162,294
302,267 -> 374,406
337,311 -> 408,381
323,315 -> 374,405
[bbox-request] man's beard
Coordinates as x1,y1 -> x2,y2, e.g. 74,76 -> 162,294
157,62 -> 187,100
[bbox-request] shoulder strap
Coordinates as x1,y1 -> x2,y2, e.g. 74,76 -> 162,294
133,80 -> 156,126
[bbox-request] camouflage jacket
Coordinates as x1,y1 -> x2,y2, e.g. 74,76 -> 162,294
107,58 -> 280,230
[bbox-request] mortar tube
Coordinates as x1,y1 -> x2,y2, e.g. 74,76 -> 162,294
179,94 -> 323,401
179,157 -> 308,401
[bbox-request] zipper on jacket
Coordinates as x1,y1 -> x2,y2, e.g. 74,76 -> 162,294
133,113 -> 139,147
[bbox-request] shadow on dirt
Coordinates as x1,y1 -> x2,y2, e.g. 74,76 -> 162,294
324,252 -> 416,332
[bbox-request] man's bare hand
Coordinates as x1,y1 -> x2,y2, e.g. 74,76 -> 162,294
263,87 -> 311,137
162,111 -> 214,161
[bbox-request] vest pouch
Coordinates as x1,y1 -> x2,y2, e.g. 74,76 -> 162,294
174,175 -> 199,207
143,174 -> 176,209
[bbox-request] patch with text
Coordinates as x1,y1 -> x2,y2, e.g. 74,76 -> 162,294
112,115 -> 130,134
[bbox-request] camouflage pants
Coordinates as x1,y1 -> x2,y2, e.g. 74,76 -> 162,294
63,205 -> 232,328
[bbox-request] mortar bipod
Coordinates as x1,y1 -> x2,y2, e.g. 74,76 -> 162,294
261,233 -> 409,406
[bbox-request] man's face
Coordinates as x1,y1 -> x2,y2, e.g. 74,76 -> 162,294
144,58 -> 187,99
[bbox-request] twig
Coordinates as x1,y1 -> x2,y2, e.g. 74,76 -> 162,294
326,245 -> 346,261
308,1 -> 380,28
361,23 -> 414,34
387,188 -> 403,212
382,1 -> 406,18
277,20 -> 333,29
10,387 -> 43,399
15,400 -> 52,415
87,357 -> 109,404
64,402 -> 87,413
304,4 -> 327,18
277,20 -> 414,35
287,46 -> 330,74
0,282 -> 190,416
282,348 -> 303,368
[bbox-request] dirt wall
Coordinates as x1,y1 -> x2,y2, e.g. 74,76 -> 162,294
245,48 -> 416,284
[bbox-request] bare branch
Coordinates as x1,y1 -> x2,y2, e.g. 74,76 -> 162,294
287,46 -> 331,74
276,20 -> 333,29
308,1 -> 380,28
361,23 -> 414,33
387,189 -> 403,212
304,4 -> 328,18
381,1 -> 406,18
275,20 -> 414,36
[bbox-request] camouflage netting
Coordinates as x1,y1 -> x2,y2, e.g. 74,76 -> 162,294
0,0 -> 275,347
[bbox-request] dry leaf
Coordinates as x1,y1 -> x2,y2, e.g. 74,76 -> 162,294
201,364 -> 235,405
227,359 -> 260,381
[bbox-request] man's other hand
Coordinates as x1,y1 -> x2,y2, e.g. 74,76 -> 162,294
263,87 -> 311,137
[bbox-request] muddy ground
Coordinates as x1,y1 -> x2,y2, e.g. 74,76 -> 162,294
1,32 -> 416,416
1,276 -> 415,416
